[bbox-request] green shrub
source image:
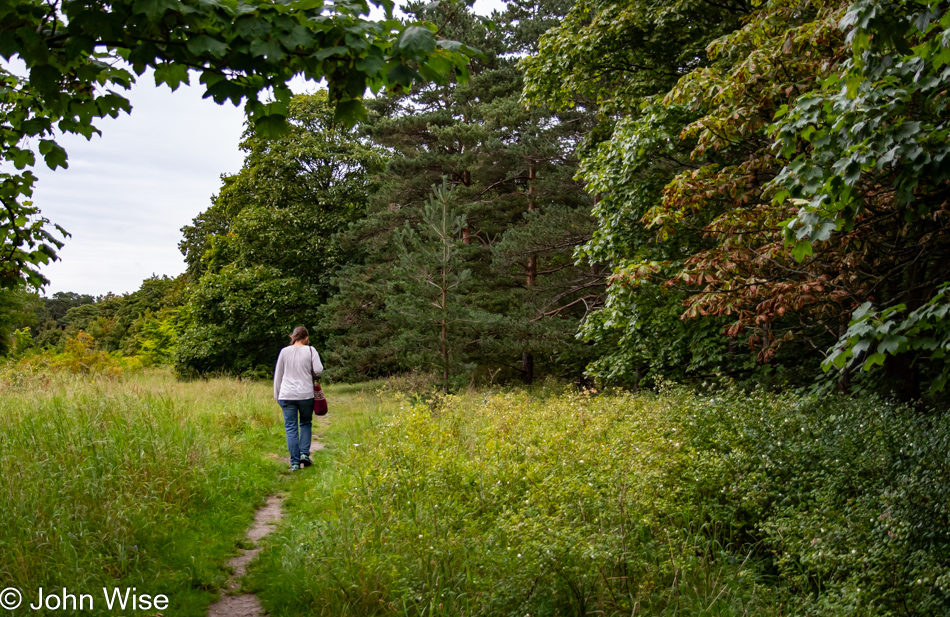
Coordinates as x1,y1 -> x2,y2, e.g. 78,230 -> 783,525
697,391 -> 950,615
123,308 -> 180,366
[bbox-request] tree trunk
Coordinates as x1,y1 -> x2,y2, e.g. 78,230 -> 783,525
461,170 -> 472,245
526,167 -> 537,282
441,195 -> 450,393
522,163 -> 537,384
442,318 -> 449,394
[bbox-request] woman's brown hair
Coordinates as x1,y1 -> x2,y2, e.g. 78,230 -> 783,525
290,326 -> 309,344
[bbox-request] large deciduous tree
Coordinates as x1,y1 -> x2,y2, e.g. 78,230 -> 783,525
0,0 -> 473,289
176,91 -> 381,376
523,0 -> 753,388
526,0 -> 950,399
775,0 -> 950,396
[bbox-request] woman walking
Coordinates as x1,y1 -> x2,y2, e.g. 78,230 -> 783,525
273,326 -> 323,471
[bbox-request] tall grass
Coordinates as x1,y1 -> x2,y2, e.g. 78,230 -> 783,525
248,387 -> 783,616
6,372 -> 945,616
250,385 -> 950,617
0,369 -> 287,616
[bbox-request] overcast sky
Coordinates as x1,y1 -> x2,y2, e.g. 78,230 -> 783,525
34,0 -> 504,297
33,81 -> 249,296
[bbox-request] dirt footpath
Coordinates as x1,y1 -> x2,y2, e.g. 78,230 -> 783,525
207,434 -> 324,617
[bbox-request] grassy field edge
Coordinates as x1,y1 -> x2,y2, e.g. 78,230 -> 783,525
0,369 -> 291,617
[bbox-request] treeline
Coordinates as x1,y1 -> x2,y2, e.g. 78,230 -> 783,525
3,0 -> 949,401
167,0 -> 608,388
0,277 -> 182,366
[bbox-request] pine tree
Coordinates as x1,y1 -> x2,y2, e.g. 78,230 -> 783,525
322,0 -> 605,383
386,179 -> 495,391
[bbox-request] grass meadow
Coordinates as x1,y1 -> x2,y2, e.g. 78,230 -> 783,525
2,370 -> 947,617
246,386 -> 781,617
249,386 -> 950,617
0,370 -> 288,616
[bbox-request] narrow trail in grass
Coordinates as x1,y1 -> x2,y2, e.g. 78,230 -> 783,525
206,494 -> 285,617
207,430 -> 325,617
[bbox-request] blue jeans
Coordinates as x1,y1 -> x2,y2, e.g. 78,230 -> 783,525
278,399 -> 313,466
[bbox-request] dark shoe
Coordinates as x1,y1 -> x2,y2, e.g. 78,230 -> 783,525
299,454 -> 312,468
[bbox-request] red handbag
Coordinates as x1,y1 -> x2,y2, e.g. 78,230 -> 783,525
310,347 -> 328,416
313,383 -> 328,416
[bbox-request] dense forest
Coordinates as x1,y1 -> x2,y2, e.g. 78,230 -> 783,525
2,0 -> 949,403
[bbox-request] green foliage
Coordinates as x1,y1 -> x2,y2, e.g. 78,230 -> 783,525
125,308 -> 180,367
711,393 -> 950,616
522,0 -> 745,114
579,281 -> 734,388
9,327 -> 33,357
386,180 -> 490,391
58,331 -> 129,375
0,370 -> 287,616
177,92 -> 382,376
251,386 -> 950,616
525,0 -> 950,398
28,275 -> 186,356
26,290 -> 94,348
2,330 -> 143,381
770,0 -> 950,395
523,0 -> 753,388
36,291 -> 96,323
0,0 -> 474,289
0,287 -> 39,355
323,0 -> 603,384
824,284 -> 950,395
176,265 -> 314,377
251,388 -> 781,616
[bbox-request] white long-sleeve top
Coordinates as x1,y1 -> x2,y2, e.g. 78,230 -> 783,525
273,345 -> 324,401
